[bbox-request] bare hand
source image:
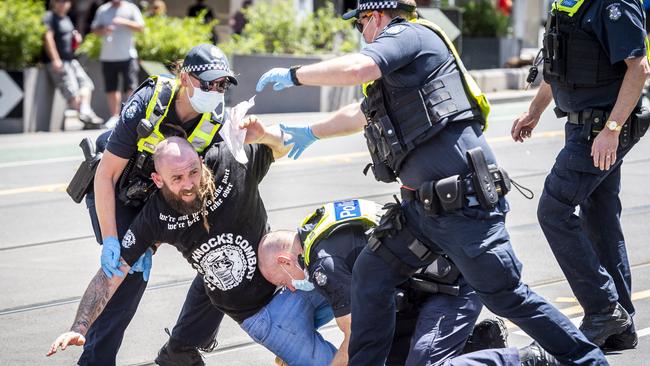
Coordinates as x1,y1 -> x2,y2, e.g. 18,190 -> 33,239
241,115 -> 266,144
511,111 -> 540,142
591,129 -> 619,170
47,331 -> 86,356
112,17 -> 128,26
52,60 -> 64,73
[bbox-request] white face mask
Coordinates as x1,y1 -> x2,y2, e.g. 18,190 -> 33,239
186,85 -> 224,114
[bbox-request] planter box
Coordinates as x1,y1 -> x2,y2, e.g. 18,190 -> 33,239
228,54 -> 360,114
0,67 -> 67,134
461,37 -> 522,70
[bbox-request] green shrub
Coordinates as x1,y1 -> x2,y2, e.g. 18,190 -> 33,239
461,0 -> 510,38
77,15 -> 218,64
0,0 -> 46,69
219,0 -> 358,56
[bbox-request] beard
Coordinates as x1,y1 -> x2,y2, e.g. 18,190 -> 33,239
160,163 -> 216,217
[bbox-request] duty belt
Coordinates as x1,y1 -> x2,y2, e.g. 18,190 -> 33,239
554,107 -> 634,146
400,147 -> 512,215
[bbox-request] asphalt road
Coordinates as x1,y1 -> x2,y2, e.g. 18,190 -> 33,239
1,95 -> 649,365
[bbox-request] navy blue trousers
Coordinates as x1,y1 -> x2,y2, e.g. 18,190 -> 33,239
538,123 -> 637,316
349,199 -> 607,366
79,134 -> 224,365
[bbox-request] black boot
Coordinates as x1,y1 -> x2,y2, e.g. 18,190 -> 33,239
519,342 -> 560,366
155,337 -> 205,366
603,323 -> 638,351
579,303 -> 632,347
463,318 -> 509,353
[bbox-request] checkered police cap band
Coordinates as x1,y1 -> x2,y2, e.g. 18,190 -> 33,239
358,1 -> 400,11
181,60 -> 230,74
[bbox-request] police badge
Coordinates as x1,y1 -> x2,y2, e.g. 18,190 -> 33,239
607,3 -> 622,21
313,269 -> 328,286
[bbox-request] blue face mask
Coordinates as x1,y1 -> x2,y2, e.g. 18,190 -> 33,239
281,265 -> 315,291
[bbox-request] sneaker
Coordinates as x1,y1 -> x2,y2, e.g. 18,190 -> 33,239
103,115 -> 120,129
602,323 -> 638,351
79,111 -> 104,126
463,318 -> 508,353
519,342 -> 560,366
579,303 -> 632,347
155,339 -> 205,366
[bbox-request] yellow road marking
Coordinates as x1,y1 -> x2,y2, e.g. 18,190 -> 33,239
505,289 -> 650,330
0,129 -> 567,196
555,297 -> 578,303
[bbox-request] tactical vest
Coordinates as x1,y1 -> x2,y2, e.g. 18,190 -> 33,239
543,0 -> 629,88
361,19 -> 490,182
117,74 -> 224,207
299,199 -> 380,266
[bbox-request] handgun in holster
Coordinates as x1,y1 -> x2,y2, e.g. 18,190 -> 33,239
66,137 -> 102,203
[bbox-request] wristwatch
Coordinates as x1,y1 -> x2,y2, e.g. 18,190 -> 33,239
606,120 -> 622,132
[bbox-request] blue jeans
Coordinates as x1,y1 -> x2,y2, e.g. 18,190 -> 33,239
240,289 -> 337,366
349,199 -> 607,366
538,123 -> 637,316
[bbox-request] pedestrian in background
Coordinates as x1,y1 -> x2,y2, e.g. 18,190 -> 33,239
91,0 -> 144,128
43,0 -> 103,129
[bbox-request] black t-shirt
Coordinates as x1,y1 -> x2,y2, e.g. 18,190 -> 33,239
106,77 -> 218,160
550,0 -> 647,112
120,143 -> 276,323
306,225 -> 366,318
43,11 -> 75,61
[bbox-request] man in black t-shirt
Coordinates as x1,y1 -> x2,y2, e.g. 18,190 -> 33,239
49,130 -> 337,365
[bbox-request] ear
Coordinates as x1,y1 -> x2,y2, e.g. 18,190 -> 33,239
277,254 -> 293,266
151,172 -> 164,188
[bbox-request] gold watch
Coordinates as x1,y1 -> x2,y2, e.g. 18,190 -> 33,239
606,120 -> 622,132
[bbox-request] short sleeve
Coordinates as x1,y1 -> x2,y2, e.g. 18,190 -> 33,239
105,79 -> 156,159
309,257 -> 353,317
43,12 -> 53,30
120,203 -> 158,266
131,3 -> 145,26
90,6 -> 103,29
360,24 -> 421,76
597,0 -> 647,63
245,144 -> 274,184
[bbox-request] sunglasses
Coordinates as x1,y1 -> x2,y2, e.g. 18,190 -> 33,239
355,11 -> 380,33
190,73 -> 231,93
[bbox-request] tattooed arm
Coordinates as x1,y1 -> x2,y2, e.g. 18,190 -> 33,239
47,265 -> 128,356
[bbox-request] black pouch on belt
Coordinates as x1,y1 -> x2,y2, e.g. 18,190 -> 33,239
633,106 -> 650,140
466,147 -> 499,210
435,175 -> 462,212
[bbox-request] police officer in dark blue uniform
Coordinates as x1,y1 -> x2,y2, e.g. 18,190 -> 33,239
255,0 -> 608,365
512,0 -> 649,350
258,199 -> 561,366
73,44 -> 236,366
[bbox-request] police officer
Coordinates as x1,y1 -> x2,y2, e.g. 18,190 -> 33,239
512,0 -> 649,349
255,0 -> 607,364
258,199 -> 559,366
79,44 -> 235,365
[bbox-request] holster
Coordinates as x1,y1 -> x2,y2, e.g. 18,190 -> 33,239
66,138 -> 102,204
466,147 -> 499,210
633,106 -> 650,140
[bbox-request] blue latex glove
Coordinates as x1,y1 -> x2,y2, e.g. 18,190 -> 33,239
129,248 -> 154,282
101,236 -> 124,278
280,124 -> 319,159
256,68 -> 294,92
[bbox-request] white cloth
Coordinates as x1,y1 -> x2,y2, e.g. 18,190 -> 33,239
219,96 -> 256,164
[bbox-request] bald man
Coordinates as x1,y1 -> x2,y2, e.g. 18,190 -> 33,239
48,120 -> 338,366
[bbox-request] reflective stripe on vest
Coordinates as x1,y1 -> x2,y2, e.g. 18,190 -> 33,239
413,18 -> 491,130
136,74 -> 223,155
301,199 -> 380,267
361,19 -> 491,130
551,0 -> 650,59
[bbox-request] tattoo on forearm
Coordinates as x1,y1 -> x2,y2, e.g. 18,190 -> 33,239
70,270 -> 112,334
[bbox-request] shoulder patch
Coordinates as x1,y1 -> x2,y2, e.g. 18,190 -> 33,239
122,229 -> 135,249
606,3 -> 622,21
385,25 -> 406,35
313,268 -> 328,287
124,100 -> 139,120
